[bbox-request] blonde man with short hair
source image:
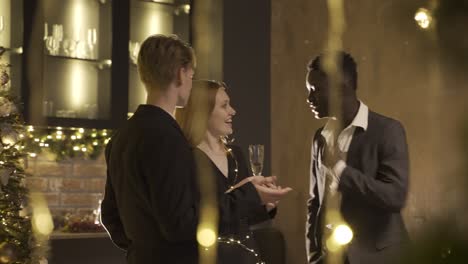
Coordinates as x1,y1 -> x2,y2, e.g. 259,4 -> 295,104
101,34 -> 199,263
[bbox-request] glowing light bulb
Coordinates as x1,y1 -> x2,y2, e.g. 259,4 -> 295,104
332,224 -> 353,245
414,8 -> 432,29
197,228 -> 216,247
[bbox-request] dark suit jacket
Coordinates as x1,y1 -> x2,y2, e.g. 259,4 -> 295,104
307,110 -> 410,264
101,105 -> 266,264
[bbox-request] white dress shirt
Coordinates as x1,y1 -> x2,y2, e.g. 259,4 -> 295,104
310,101 -> 369,204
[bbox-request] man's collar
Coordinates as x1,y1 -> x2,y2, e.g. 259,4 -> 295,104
321,101 -> 368,136
350,101 -> 368,131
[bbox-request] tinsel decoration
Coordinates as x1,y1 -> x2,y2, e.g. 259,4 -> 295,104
0,48 -> 49,263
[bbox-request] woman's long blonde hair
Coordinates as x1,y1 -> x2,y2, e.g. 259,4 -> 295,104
175,80 -> 227,147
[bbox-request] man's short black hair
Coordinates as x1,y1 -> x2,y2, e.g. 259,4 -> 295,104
307,51 -> 358,90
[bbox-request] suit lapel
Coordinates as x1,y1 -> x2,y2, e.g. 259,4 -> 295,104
315,134 -> 327,206
347,116 -> 370,166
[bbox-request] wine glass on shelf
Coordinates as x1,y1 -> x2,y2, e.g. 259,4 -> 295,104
128,41 -> 140,65
51,24 -> 63,55
87,28 -> 97,59
249,144 -> 264,176
43,22 -> 48,40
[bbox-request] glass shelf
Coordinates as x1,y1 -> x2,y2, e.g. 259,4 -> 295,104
138,1 -> 191,16
1,46 -> 23,54
46,54 -> 112,69
39,0 -> 112,122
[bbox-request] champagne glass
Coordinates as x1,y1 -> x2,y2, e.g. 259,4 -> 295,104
249,144 -> 264,176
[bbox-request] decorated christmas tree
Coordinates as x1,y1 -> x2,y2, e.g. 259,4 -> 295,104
0,47 -> 49,263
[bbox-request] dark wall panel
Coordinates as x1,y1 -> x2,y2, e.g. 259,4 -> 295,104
223,0 -> 271,175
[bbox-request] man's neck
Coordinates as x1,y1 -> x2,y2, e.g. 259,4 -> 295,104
341,98 -> 360,128
146,88 -> 178,118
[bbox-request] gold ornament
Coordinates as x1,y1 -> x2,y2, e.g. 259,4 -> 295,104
0,70 -> 9,87
0,97 -> 16,117
0,242 -> 17,264
0,124 -> 19,146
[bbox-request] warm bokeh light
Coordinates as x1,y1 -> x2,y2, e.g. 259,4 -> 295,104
415,8 -> 432,29
333,224 -> 353,245
325,223 -> 353,253
2,136 -> 16,146
34,212 -> 54,235
197,227 -> 216,248
72,0 -> 84,41
70,62 -> 84,110
30,193 -> 54,236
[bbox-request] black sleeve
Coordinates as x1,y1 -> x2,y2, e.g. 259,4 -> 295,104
338,121 -> 409,212
101,139 -> 130,250
140,129 -> 200,242
306,130 -> 324,263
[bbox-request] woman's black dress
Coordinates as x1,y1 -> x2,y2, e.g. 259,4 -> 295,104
193,145 -> 275,264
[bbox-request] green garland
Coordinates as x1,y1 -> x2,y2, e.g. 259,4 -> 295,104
1,47 -> 48,263
21,126 -> 111,161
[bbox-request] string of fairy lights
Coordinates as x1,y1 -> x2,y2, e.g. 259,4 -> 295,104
15,125 -> 112,160
217,236 -> 265,264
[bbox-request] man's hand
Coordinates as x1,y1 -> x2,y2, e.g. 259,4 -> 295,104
323,143 -> 340,168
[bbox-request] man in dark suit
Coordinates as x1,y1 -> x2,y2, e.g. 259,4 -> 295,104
305,52 -> 410,264
101,34 -> 290,264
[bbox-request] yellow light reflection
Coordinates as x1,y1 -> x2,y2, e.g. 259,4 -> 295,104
415,8 -> 432,29
149,13 -> 163,36
72,0 -> 84,40
70,62 -> 84,110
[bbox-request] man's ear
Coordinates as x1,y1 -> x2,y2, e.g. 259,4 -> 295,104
342,75 -> 355,94
175,67 -> 184,86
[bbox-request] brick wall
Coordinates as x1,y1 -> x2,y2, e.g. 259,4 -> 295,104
25,151 -> 106,218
